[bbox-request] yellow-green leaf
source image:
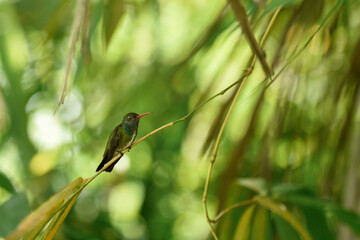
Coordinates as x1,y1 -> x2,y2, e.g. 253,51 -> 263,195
103,0 -> 125,46
255,197 -> 312,240
233,205 -> 255,240
41,187 -> 83,240
5,177 -> 83,240
252,207 -> 269,240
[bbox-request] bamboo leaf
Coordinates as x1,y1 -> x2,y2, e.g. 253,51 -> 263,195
40,187 -> 83,240
5,177 -> 83,240
282,193 -> 360,237
255,197 -> 312,240
44,0 -> 73,41
279,193 -> 334,239
233,205 -> 255,240
252,207 -> 270,240
228,0 -> 272,77
103,0 -> 125,46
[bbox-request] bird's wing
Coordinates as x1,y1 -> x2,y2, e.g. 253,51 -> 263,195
103,124 -> 123,159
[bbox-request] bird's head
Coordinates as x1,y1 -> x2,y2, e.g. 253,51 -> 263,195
122,112 -> 152,127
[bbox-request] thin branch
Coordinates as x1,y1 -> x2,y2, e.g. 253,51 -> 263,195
266,1 -> 342,89
228,0 -> 273,77
202,8 -> 281,239
211,199 -> 255,223
55,63 -> 251,215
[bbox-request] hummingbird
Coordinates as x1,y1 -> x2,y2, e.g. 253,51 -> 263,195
96,112 -> 152,172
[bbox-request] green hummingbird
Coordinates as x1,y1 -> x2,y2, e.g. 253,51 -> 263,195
96,112 -> 152,172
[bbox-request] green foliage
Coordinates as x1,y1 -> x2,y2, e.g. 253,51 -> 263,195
5,178 -> 83,240
0,0 -> 360,239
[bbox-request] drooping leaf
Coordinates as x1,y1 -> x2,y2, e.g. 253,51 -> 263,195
281,193 -> 360,237
40,187 -> 83,240
44,0 -> 73,41
228,0 -> 272,76
255,197 -> 312,240
5,177 -> 83,240
233,205 -> 256,240
251,207 -> 271,240
103,0 -> 125,47
278,192 -> 333,239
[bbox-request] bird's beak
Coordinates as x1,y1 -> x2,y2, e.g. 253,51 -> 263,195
136,112 -> 152,118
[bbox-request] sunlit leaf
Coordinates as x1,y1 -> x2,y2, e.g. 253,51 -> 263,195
103,0 -> 125,46
5,177 -> 83,240
251,207 -> 270,240
233,205 -> 255,240
255,197 -> 312,240
44,0 -> 73,41
40,187 -> 83,240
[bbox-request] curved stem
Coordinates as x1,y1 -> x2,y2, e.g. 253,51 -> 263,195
201,8 -> 282,239
211,199 -> 255,223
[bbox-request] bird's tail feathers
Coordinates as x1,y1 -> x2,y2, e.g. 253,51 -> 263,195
96,156 -> 119,172
96,158 -> 106,172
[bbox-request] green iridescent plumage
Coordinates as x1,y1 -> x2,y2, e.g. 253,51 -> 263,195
96,112 -> 151,172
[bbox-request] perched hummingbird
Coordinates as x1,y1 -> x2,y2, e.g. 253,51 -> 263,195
96,112 -> 152,172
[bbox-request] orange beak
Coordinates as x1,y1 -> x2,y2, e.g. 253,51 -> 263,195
136,112 -> 152,119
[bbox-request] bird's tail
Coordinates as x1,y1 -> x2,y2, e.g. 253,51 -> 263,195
96,156 -> 119,172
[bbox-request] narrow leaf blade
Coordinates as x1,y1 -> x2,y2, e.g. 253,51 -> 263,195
41,187 -> 83,240
255,197 -> 312,240
103,0 -> 125,46
5,177 -> 83,240
251,207 -> 270,240
233,205 -> 256,240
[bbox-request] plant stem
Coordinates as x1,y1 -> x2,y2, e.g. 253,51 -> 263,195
201,8 -> 281,239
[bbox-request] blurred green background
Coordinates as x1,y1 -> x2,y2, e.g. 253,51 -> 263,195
0,0 -> 360,239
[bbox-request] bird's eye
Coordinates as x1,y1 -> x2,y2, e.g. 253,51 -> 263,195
127,115 -> 132,119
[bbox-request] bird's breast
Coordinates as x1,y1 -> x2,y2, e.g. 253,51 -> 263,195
117,130 -> 137,151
